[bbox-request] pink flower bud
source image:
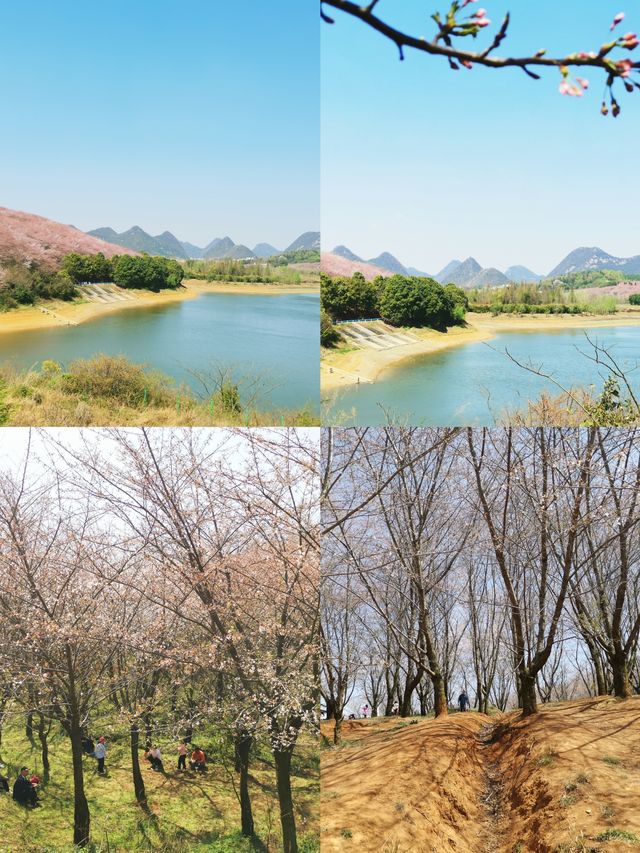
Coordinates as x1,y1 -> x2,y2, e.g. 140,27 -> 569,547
617,58 -> 633,76
576,77 -> 589,90
611,12 -> 625,31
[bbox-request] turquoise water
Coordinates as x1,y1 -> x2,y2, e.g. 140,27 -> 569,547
323,325 -> 640,425
0,292 -> 319,412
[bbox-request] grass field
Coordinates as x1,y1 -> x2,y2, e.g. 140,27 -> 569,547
0,720 -> 319,852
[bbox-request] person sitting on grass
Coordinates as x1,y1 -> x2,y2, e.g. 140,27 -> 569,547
190,746 -> 206,772
94,736 -> 107,775
148,745 -> 165,773
13,767 -> 39,808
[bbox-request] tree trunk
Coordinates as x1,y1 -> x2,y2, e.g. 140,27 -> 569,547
130,721 -> 150,813
37,713 -> 50,783
234,732 -> 255,837
25,710 -> 34,744
333,715 -> 343,745
432,672 -> 448,718
611,652 -> 631,699
70,719 -> 91,847
274,748 -> 298,853
520,672 -> 538,717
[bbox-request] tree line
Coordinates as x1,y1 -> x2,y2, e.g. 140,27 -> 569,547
468,280 -> 618,315
320,272 -> 469,342
0,429 -> 318,852
0,261 -> 78,311
62,253 -> 184,291
321,428 -> 640,742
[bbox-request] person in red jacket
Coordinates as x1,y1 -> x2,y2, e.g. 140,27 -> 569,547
190,746 -> 206,772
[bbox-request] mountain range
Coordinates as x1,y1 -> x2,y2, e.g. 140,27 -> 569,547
330,244 -> 540,288
87,227 -> 320,260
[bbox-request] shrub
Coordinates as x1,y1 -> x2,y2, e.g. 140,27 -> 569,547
321,309 -> 341,347
58,355 -> 174,407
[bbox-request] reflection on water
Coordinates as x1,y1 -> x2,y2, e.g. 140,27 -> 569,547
0,292 -> 320,412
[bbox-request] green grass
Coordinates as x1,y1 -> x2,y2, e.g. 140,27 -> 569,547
594,829 -> 639,843
0,721 -> 319,852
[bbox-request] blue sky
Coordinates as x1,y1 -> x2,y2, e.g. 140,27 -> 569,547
0,0 -> 319,248
322,0 -> 640,274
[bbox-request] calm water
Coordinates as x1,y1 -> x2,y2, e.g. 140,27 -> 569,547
0,292 -> 319,412
324,326 -> 640,425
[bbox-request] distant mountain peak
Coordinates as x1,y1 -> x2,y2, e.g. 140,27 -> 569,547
285,231 -> 320,253
546,246 -> 640,277
333,245 -> 363,263
367,252 -> 407,275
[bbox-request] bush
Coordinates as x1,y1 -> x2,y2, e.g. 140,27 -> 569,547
58,355 -> 174,407
321,309 -> 341,347
629,293 -> 640,305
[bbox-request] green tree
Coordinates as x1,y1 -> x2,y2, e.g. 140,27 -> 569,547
379,275 -> 455,330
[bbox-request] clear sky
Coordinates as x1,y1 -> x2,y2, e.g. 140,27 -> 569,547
0,1 -> 319,249
322,0 -> 640,275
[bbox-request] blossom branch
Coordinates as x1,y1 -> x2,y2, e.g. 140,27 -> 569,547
321,0 -> 640,116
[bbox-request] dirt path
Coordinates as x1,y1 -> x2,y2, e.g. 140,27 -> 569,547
320,698 -> 640,853
475,722 -> 508,853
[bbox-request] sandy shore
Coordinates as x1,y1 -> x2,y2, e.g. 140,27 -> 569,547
321,311 -> 640,393
0,279 -> 319,335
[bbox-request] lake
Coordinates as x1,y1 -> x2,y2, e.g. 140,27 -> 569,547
0,292 -> 320,413
323,325 -> 640,425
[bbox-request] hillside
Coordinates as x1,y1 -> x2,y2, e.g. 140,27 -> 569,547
0,207 -> 136,270
321,697 -> 640,853
0,717 -> 318,853
321,252 -> 391,280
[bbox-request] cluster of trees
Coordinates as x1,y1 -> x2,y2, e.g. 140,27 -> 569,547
0,429 -> 318,851
468,280 -> 618,315
322,428 -> 640,742
0,262 -> 77,311
62,253 -> 184,291
183,257 -> 302,285
552,270 -> 640,290
321,272 -> 468,334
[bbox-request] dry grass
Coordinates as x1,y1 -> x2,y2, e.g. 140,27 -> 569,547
0,355 -> 318,427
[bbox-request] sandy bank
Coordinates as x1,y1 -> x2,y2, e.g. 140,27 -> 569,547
321,311 -> 640,393
0,279 -> 319,336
